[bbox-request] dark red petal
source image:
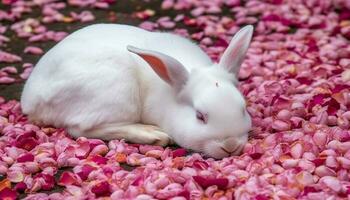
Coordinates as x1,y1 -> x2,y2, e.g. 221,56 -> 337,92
2,0 -> 17,5
131,176 -> 143,186
331,68 -> 343,75
339,9 -> 350,21
213,38 -> 229,48
193,176 -> 208,188
312,94 -> 325,104
129,144 -> 140,148
331,84 -> 349,93
325,98 -> 340,116
14,182 -> 27,192
293,167 -> 303,173
17,153 -> 34,163
305,37 -> 319,51
0,187 -> 17,200
17,131 -> 36,140
262,14 -> 281,21
250,153 -> 262,160
308,93 -> 329,111
296,77 -> 313,85
178,190 -> 190,200
312,158 -> 325,167
206,178 -> 228,189
102,0 -> 115,4
90,155 -> 108,165
331,26 -> 341,36
280,17 -> 293,26
172,148 -> 187,158
15,138 -> 38,151
255,194 -> 269,200
310,21 -> 326,29
302,186 -> 319,195
338,191 -> 348,198
77,164 -> 96,181
193,176 -> 228,189
347,185 -> 350,194
91,181 -> 111,197
268,0 -> 283,4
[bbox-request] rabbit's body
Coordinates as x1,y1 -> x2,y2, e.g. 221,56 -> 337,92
22,24 -> 210,133
21,24 -> 253,158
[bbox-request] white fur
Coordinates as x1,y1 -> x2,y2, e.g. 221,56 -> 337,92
21,24 -> 253,159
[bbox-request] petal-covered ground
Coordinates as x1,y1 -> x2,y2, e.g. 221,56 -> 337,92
1,0 -> 350,199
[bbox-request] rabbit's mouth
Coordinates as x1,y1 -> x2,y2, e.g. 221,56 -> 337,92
201,137 -> 247,159
220,142 -> 245,156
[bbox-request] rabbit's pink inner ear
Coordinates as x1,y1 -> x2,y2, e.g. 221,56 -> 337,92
127,45 -> 188,90
219,25 -> 253,76
221,39 -> 244,69
139,54 -> 171,83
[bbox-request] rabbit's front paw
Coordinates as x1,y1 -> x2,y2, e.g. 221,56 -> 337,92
70,123 -> 173,147
138,125 -> 172,146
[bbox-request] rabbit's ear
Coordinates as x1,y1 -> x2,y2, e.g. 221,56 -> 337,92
127,45 -> 189,91
218,25 -> 253,76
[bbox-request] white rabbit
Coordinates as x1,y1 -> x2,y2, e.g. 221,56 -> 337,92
21,24 -> 253,159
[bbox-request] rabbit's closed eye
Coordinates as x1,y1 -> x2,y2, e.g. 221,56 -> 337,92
196,110 -> 208,124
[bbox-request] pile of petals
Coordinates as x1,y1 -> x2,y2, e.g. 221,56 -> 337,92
1,0 -> 350,199
0,0 -> 114,84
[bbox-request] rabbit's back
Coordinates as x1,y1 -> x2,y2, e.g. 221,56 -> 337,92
21,24 -> 149,130
21,24 -> 212,131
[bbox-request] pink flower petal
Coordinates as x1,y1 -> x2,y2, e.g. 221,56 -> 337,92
139,145 -> 164,154
0,66 -> 17,74
89,144 -> 109,156
295,171 -> 314,186
0,51 -> 22,63
315,165 -> 336,177
0,77 -> 16,84
313,130 -> 328,147
192,160 -> 209,170
34,173 -> 55,190
320,176 -> 342,192
290,142 -> 303,159
271,120 -> 290,131
75,140 -> 91,159
58,171 -> 81,186
23,46 -> 44,55
7,170 -> 24,183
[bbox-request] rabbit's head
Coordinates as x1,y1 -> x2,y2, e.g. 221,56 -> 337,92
128,26 -> 253,159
